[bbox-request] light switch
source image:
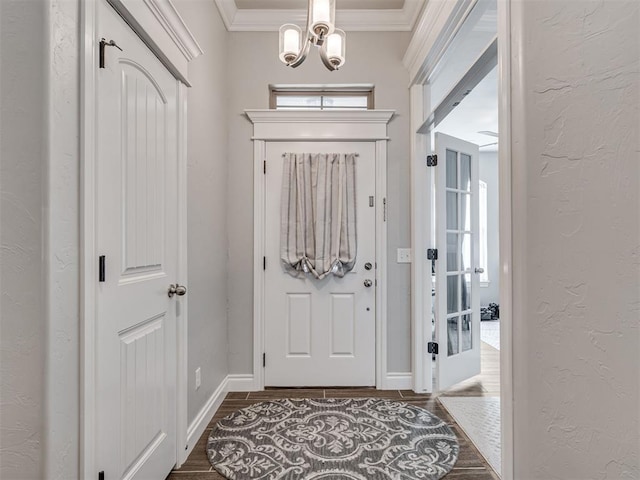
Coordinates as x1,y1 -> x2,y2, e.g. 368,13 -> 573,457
397,248 -> 412,263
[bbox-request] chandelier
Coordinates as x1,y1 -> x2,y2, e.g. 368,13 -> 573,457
278,0 -> 346,71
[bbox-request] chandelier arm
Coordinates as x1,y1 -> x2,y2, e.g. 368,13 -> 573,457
288,35 -> 312,68
319,44 -> 339,71
306,0 -> 313,35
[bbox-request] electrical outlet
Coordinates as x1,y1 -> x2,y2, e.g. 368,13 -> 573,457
397,248 -> 412,263
195,367 -> 201,390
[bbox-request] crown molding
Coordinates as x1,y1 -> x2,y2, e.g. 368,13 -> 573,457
144,0 -> 204,60
403,0 -> 475,85
245,109 -> 395,124
215,0 -> 422,32
245,109 -> 395,141
108,0 -> 203,83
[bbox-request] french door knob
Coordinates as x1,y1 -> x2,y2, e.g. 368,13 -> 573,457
168,284 -> 187,298
474,267 -> 485,274
364,279 -> 373,288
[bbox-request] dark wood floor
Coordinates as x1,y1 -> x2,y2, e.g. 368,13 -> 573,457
167,342 -> 501,480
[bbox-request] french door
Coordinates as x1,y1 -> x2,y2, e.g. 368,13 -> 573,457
434,133 -> 482,391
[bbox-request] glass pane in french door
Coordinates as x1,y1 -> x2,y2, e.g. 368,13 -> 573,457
446,149 -> 474,356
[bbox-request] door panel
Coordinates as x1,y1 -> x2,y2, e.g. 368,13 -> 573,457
435,133 -> 481,391
96,2 -> 178,478
286,294 -> 312,356
330,294 -> 356,356
264,142 -> 376,387
121,62 -> 166,274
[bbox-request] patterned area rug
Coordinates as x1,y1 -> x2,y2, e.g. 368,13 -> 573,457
207,397 -> 459,479
438,397 -> 501,476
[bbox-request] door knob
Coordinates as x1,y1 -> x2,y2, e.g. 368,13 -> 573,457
168,284 -> 187,298
474,267 -> 485,274
364,279 -> 373,288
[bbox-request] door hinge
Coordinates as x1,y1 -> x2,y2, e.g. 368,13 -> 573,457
427,342 -> 439,355
98,471 -> 105,480
427,248 -> 438,260
427,154 -> 438,167
263,257 -> 266,270
263,353 -> 266,368
383,198 -> 387,222
263,160 -> 266,174
99,255 -> 106,282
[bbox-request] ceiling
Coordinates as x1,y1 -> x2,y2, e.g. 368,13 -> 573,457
214,0 -> 421,31
236,0 -> 405,9
435,65 -> 499,151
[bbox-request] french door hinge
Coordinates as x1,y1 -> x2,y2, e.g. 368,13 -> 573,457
263,353 -> 266,368
263,160 -> 266,174
263,257 -> 266,270
98,471 -> 105,480
427,248 -> 438,261
427,154 -> 438,167
99,255 -> 106,282
427,342 -> 439,355
383,198 -> 387,222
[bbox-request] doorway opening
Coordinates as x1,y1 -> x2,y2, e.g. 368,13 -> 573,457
433,64 -> 501,476
409,0 -> 506,476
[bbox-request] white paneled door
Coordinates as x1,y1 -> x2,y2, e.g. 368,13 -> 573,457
434,133 -> 482,391
95,2 -> 179,479
264,142 -> 376,387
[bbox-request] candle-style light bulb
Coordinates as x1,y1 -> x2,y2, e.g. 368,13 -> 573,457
325,28 -> 346,68
312,0 -> 330,25
279,24 -> 302,64
309,0 -> 335,42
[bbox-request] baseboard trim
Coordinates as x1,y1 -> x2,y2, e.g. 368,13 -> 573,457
226,374 -> 256,392
185,377 -> 228,458
385,372 -> 413,390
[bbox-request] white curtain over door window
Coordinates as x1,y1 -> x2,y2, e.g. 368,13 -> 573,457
280,152 -> 358,279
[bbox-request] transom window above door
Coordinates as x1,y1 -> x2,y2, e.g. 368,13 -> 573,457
270,84 -> 374,110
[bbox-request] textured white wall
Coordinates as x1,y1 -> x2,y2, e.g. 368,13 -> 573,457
45,1 -> 81,478
510,1 -> 639,478
0,1 -> 48,478
173,0 -> 231,425
225,31 -> 412,375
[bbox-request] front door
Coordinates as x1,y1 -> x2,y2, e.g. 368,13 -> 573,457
264,142 -> 376,387
95,2 -> 180,478
434,133 -> 482,390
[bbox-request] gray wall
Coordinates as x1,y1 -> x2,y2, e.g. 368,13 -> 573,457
0,1 -> 48,478
479,151 -> 499,306
226,31 -> 412,375
511,1 -> 639,477
174,0 -> 231,428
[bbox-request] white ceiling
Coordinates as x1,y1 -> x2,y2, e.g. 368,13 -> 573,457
236,0 -> 405,9
214,0 -> 421,31
435,66 -> 499,151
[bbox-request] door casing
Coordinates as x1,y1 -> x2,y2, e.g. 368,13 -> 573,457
246,109 -> 394,391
